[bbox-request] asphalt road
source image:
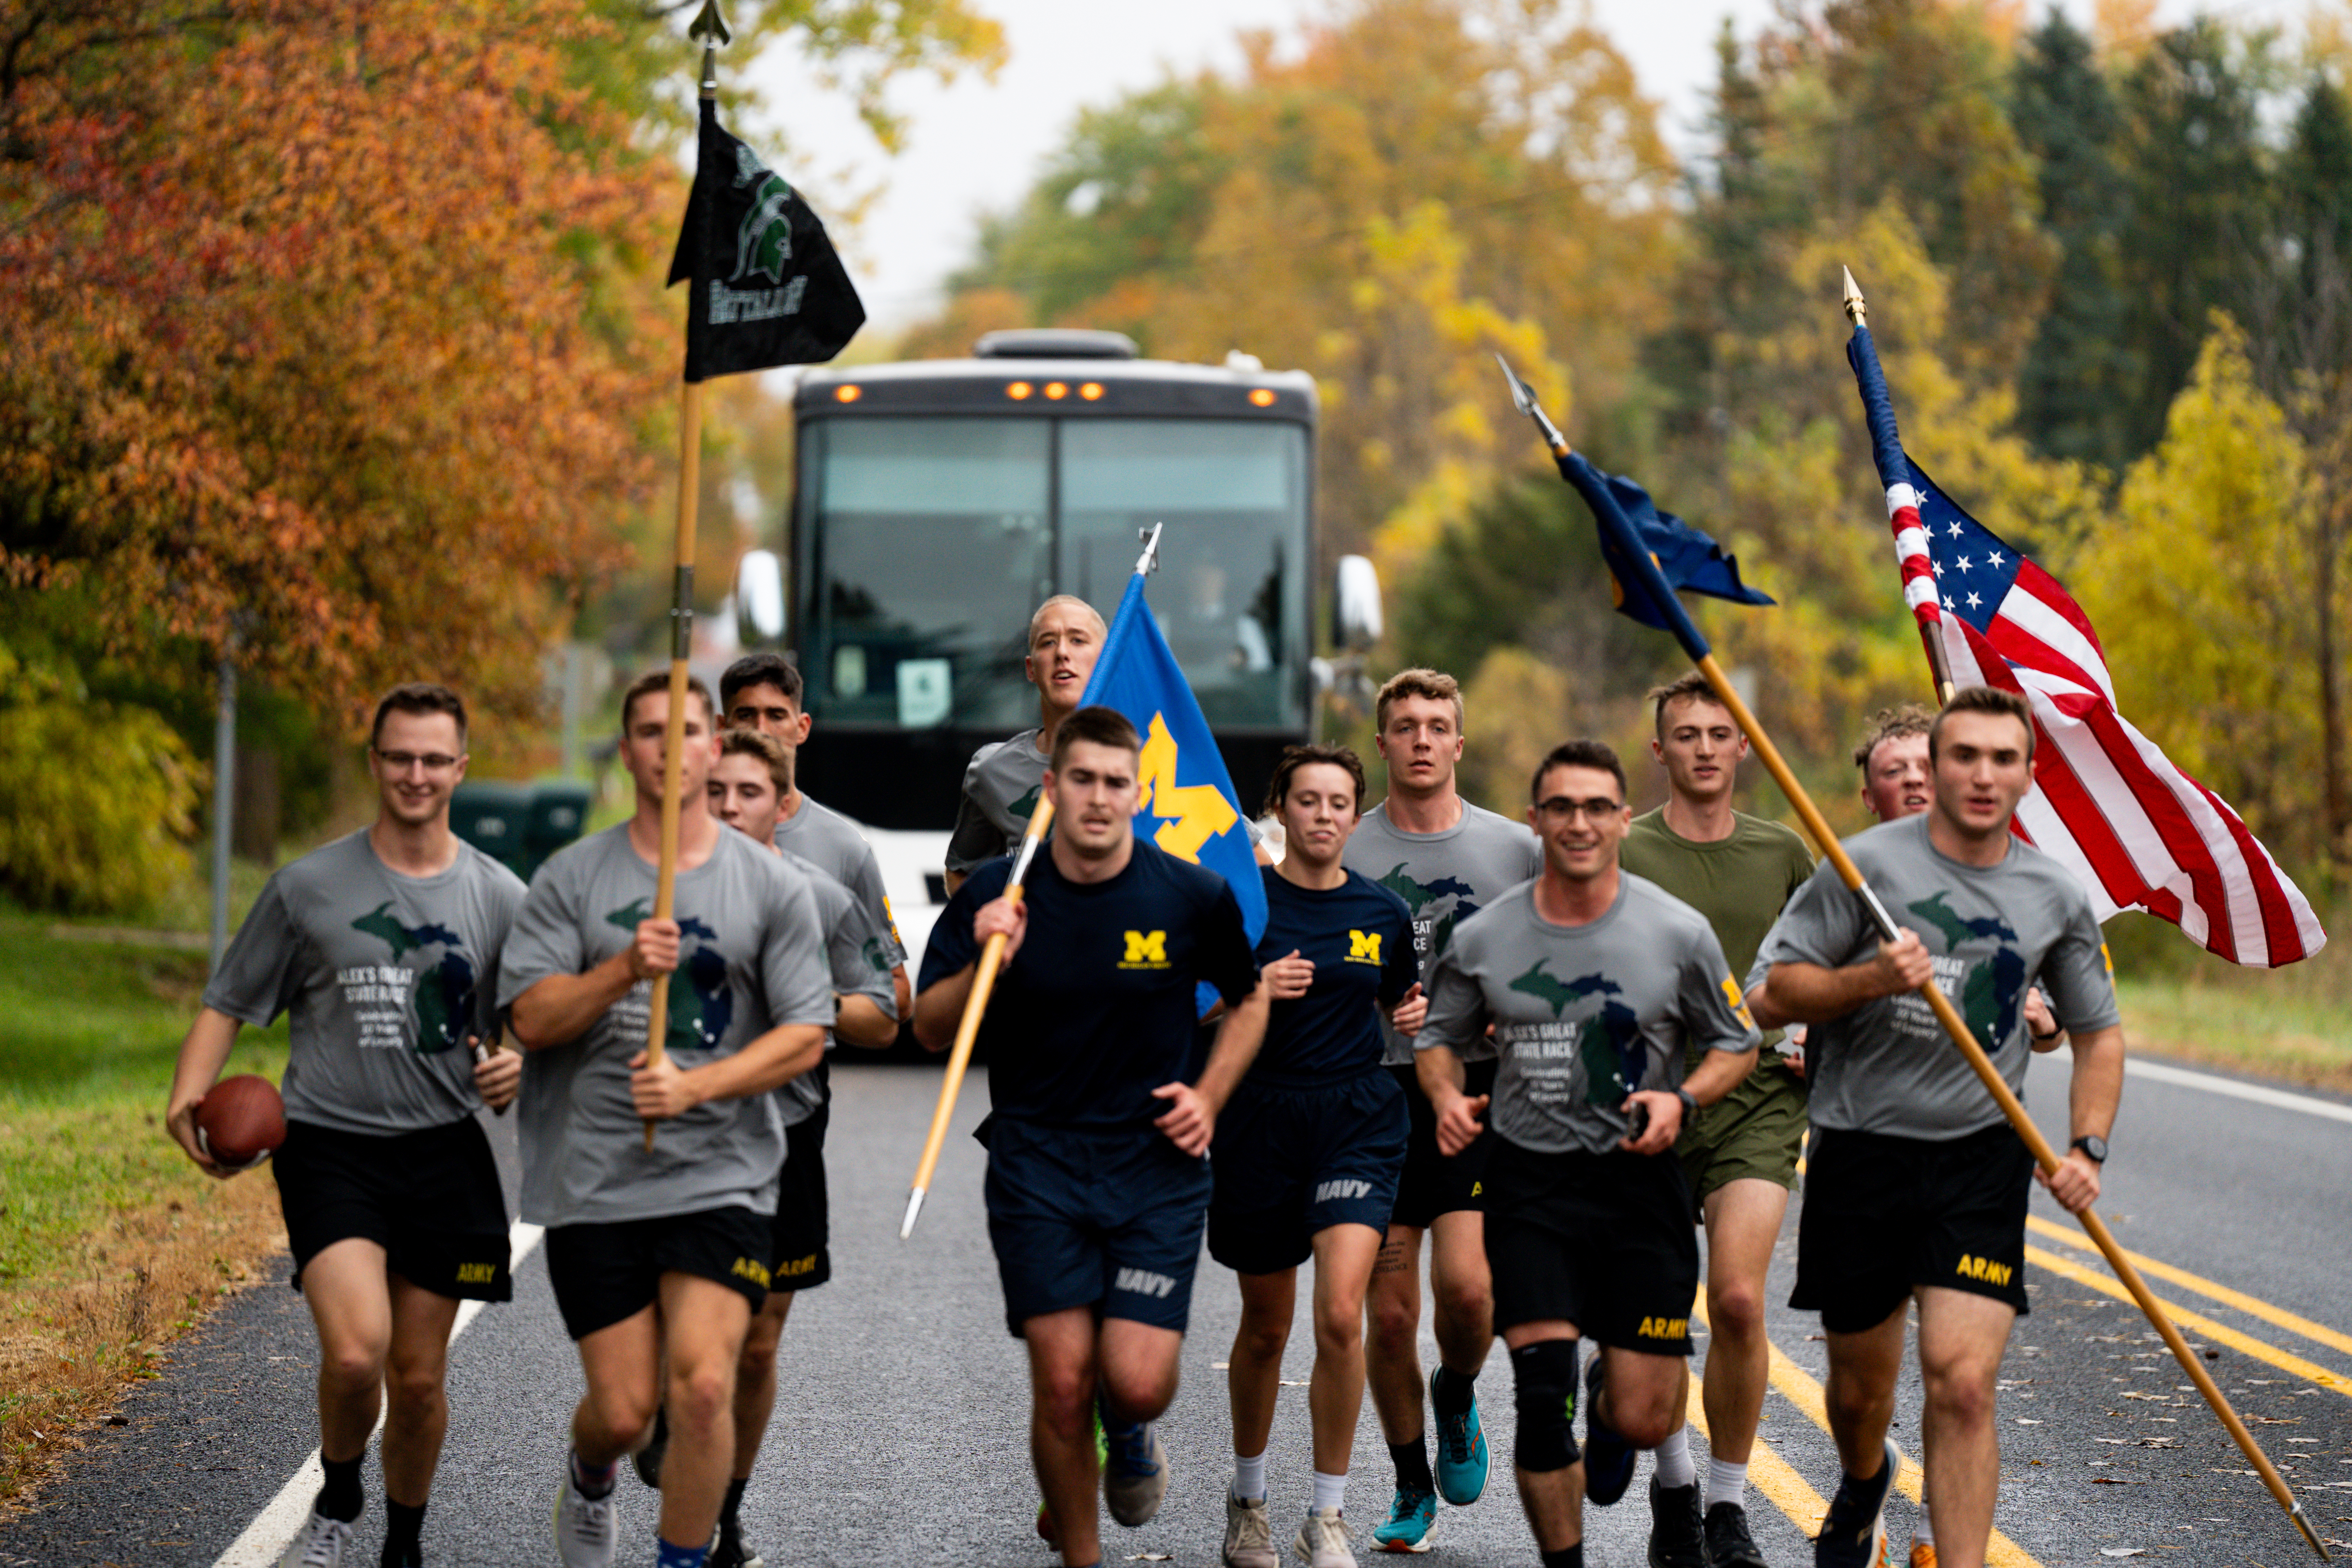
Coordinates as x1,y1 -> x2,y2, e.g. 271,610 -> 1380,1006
7,1050 -> 2349,1568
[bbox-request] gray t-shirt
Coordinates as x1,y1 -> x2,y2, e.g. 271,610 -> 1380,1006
1753,814 -> 2120,1140
204,831 -> 526,1136
497,824 -> 834,1225
777,846 -> 898,1114
1342,799 -> 1544,1065
1419,876 -> 1759,1155
774,793 -> 905,969
945,728 -> 1047,874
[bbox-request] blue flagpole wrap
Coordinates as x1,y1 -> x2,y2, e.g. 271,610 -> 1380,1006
1845,323 -> 1911,497
1079,570 -> 1270,1011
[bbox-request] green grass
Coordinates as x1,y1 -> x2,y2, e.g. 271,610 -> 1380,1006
2116,974 -> 2352,1092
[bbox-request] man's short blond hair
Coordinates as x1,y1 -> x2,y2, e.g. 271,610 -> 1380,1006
717,727 -> 790,794
1644,671 -> 1730,738
1852,703 -> 1936,773
1374,667 -> 1464,732
1027,595 -> 1105,648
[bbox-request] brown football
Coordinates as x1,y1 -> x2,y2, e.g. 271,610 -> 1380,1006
196,1074 -> 286,1169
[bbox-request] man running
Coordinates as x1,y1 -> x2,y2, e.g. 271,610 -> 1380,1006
167,683 -> 525,1568
1755,687 -> 2123,1568
719,652 -> 908,1021
694,725 -> 898,1568
1339,667 -> 1541,1551
942,595 -> 1106,898
1617,673 -> 1815,1568
502,671 -> 834,1568
915,705 -> 1269,1568
1416,739 -> 1762,1568
1214,744 -> 1420,1568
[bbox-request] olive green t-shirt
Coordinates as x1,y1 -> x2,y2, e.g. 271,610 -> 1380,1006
1620,806 -> 1813,1069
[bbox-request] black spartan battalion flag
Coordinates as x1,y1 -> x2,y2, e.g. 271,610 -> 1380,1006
666,100 -> 864,382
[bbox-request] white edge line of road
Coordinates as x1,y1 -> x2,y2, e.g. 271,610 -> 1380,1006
2124,1056 -> 2352,1124
210,1220 -> 546,1568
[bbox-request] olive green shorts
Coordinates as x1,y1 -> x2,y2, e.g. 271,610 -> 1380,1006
1676,1059 -> 1808,1215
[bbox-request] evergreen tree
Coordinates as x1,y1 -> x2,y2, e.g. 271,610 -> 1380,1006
2011,7 -> 2135,469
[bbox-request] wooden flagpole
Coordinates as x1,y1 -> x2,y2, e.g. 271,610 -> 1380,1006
1497,354 -> 2329,1562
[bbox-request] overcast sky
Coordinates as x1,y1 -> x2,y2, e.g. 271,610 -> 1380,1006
736,0 -> 2303,337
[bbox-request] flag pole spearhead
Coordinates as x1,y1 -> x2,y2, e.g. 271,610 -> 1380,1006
1134,522 -> 1164,578
690,0 -> 731,95
1841,266 -> 1867,328
1493,353 -> 1569,456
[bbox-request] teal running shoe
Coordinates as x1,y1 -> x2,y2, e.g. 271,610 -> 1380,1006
1430,1368 -> 1489,1506
1370,1486 -> 1436,1553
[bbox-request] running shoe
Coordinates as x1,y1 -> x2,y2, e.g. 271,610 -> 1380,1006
1813,1438 -> 1901,1568
1647,1477 -> 1705,1568
1428,1369 -> 1489,1506
553,1465 -> 619,1568
1702,1501 -> 1769,1568
1223,1491 -> 1279,1568
631,1406 -> 667,1490
1907,1543 -> 1937,1568
708,1517 -> 764,1568
274,1513 -> 351,1568
1370,1487 -> 1435,1553
1582,1354 -> 1635,1507
1294,1505 -> 1357,1568
1103,1420 -> 1169,1527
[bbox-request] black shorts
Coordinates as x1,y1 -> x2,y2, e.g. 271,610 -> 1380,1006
1208,1071 -> 1408,1275
1388,1056 -> 1498,1229
273,1117 -> 511,1302
542,1206 -> 772,1341
767,1101 -> 831,1294
983,1117 -> 1213,1339
1792,1122 -> 2034,1333
1483,1137 -> 1699,1354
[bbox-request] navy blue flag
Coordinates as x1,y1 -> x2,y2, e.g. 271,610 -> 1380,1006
667,100 -> 864,382
1551,450 -> 1773,660
1080,569 -> 1269,1009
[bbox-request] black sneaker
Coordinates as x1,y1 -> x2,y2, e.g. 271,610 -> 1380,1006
1814,1437 -> 1900,1568
1582,1354 -> 1635,1507
1647,1477 -> 1705,1568
630,1407 -> 668,1491
707,1518 -> 764,1568
1704,1501 -> 1769,1568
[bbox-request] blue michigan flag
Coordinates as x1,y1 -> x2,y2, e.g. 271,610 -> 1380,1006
1080,569 -> 1270,1004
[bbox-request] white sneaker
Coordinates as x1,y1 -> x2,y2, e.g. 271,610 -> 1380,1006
275,1513 -> 351,1568
1224,1491 -> 1279,1568
1294,1505 -> 1356,1568
553,1465 -> 620,1568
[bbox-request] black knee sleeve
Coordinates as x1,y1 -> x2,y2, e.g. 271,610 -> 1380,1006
1510,1338 -> 1582,1474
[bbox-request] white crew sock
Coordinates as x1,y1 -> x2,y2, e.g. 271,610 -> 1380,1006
1233,1452 -> 1267,1502
1912,1500 -> 1935,1545
1653,1426 -> 1696,1488
1312,1469 -> 1348,1515
1708,1457 -> 1749,1511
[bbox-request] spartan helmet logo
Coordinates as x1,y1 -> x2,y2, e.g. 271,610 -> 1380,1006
731,143 -> 795,285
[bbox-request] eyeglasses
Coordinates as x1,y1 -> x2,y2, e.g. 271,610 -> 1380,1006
374,749 -> 462,772
1534,796 -> 1625,823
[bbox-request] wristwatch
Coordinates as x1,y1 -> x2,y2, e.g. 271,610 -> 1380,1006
1675,1087 -> 1699,1124
2070,1134 -> 2108,1164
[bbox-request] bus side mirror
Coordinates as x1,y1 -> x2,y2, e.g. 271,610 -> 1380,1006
735,549 -> 786,645
1333,554 -> 1382,652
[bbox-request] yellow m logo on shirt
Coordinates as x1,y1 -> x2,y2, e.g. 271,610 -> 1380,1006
1347,930 -> 1382,965
1135,713 -> 1238,862
1122,930 -> 1169,968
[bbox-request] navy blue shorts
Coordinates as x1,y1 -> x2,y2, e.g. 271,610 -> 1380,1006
983,1117 -> 1213,1339
1209,1071 -> 1408,1275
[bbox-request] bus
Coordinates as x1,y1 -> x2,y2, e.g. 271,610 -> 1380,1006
733,328 -> 1376,951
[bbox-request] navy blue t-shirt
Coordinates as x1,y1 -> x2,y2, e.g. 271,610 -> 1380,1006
919,837 -> 1260,1131
1250,865 -> 1417,1088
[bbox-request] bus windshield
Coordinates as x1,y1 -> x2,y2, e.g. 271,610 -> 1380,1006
798,415 -> 1310,733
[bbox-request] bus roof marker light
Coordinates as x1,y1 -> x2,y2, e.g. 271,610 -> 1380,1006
1043,381 -> 1069,400
1006,381 -> 1033,399
835,384 -> 862,403
1249,388 -> 1277,408
1079,382 -> 1105,401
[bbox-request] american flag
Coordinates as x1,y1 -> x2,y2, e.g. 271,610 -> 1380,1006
1849,324 -> 2325,967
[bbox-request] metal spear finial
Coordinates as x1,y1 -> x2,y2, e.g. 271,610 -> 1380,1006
690,0 -> 731,97
1493,353 -> 1569,455
1842,266 -> 1868,328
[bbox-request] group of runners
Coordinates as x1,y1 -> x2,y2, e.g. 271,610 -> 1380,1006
167,585 -> 2127,1568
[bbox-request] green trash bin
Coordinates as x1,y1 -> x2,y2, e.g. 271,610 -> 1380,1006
449,781 -> 533,878
523,780 -> 592,878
